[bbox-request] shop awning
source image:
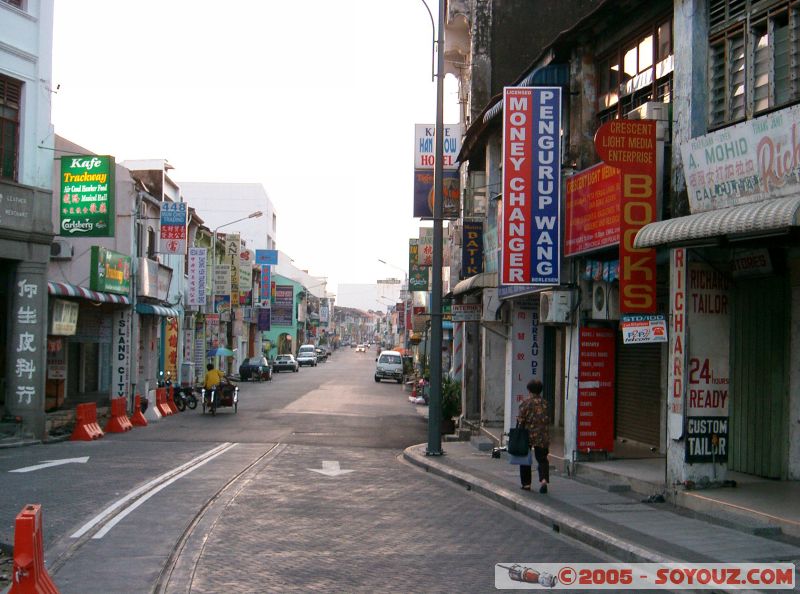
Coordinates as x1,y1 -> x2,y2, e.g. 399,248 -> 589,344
452,272 -> 497,296
47,281 -> 130,305
634,195 -> 800,249
135,303 -> 180,317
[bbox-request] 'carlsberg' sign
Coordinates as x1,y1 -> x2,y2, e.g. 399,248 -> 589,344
60,155 -> 115,237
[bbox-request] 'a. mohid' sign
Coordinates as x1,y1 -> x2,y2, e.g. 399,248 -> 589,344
595,120 -> 656,313
60,155 -> 115,237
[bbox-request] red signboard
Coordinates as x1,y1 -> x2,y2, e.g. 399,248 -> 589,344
595,119 -> 657,313
565,164 -> 621,256
577,327 -> 615,452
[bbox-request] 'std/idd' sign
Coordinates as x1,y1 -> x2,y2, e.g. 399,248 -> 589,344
501,87 -> 561,286
595,120 -> 657,313
60,155 -> 115,237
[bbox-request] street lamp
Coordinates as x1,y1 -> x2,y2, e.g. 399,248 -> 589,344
210,210 -> 263,357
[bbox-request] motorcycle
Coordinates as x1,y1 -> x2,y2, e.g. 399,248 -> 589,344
174,385 -> 199,411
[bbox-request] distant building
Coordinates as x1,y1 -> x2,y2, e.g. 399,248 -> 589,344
179,182 -> 277,251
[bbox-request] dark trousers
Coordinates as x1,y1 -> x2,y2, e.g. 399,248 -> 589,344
519,446 -> 550,485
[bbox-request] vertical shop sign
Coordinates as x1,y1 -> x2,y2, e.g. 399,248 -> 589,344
501,87 -> 561,286
509,300 -> 543,426
187,248 -> 207,307
595,119 -> 657,313
14,278 -> 39,407
577,327 -> 615,451
227,234 -> 241,305
408,239 -> 429,291
685,262 -> 730,463
112,309 -> 131,400
159,202 -> 187,254
194,327 -> 205,381
239,249 -> 253,292
257,307 -> 271,331
565,164 -> 621,256
668,248 -> 686,440
418,227 -> 433,266
59,155 -> 115,237
461,220 -> 484,278
165,317 -> 179,379
259,265 -> 271,307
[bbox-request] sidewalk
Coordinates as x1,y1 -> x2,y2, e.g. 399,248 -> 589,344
403,440 -> 800,578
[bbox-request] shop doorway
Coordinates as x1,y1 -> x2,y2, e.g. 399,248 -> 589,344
729,276 -> 789,479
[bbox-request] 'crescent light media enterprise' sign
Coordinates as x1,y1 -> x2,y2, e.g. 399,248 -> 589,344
500,87 -> 561,286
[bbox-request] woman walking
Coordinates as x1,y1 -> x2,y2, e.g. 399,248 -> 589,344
517,379 -> 551,493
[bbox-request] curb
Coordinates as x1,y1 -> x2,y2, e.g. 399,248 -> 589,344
403,444 -> 675,565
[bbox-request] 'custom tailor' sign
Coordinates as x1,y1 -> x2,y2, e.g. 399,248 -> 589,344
60,155 -> 115,237
500,87 -> 561,285
595,119 -> 657,314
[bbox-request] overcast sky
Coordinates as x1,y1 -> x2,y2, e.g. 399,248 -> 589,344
51,0 -> 459,303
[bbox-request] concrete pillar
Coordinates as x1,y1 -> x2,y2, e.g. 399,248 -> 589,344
7,262 -> 48,440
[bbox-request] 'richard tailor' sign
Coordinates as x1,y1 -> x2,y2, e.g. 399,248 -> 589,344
500,87 -> 561,285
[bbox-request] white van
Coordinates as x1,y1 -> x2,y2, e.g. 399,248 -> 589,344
375,350 -> 403,384
297,344 -> 317,367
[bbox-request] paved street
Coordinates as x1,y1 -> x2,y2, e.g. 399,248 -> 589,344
0,349 -> 613,593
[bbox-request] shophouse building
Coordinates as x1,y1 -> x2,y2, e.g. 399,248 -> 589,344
0,0 -> 54,440
448,0 -> 800,492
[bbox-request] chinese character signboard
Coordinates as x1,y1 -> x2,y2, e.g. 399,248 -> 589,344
59,155 -> 115,237
187,248 -> 207,307
577,327 -> 615,452
565,164 -> 621,256
461,220 -> 484,278
681,103 -> 800,212
501,87 -> 561,286
595,119 -> 657,314
509,300 -> 543,427
159,201 -> 188,254
90,246 -> 131,295
418,227 -> 433,266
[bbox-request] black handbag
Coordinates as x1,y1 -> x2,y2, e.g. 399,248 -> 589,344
507,424 -> 530,456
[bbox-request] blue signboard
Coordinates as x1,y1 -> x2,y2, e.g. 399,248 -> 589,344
255,249 -> 279,266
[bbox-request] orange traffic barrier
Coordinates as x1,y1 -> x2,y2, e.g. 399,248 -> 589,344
130,394 -> 148,427
9,504 -> 59,594
166,387 -> 179,414
70,403 -> 104,441
156,388 -> 172,416
104,397 -> 133,433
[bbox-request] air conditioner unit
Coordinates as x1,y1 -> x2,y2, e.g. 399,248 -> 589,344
540,290 -> 572,324
626,101 -> 669,141
591,281 -> 620,320
50,239 -> 73,260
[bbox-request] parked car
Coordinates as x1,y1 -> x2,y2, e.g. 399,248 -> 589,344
297,350 -> 317,367
273,354 -> 299,372
356,344 -> 366,352
238,356 -> 272,381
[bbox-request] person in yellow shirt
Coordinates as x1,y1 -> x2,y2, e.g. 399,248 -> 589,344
203,363 -> 225,390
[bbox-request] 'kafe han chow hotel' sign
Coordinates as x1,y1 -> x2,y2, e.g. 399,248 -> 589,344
60,155 -> 115,237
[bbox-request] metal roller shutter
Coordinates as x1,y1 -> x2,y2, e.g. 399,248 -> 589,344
615,334 -> 661,447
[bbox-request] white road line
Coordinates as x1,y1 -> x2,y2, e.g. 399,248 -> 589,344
70,443 -> 235,539
92,444 -> 237,539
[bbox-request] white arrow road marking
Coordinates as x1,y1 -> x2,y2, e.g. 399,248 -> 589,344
9,457 -> 90,473
308,460 -> 354,477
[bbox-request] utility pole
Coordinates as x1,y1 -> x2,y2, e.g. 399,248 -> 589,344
426,0 -> 445,456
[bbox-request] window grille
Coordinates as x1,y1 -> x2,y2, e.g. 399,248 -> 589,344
0,75 -> 21,181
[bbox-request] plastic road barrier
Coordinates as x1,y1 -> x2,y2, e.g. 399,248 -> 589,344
166,387 -> 179,414
130,394 -> 148,427
70,403 -> 104,441
9,504 -> 59,593
104,397 -> 133,433
156,388 -> 172,417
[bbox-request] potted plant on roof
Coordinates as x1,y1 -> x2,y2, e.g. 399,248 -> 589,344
440,375 -> 462,435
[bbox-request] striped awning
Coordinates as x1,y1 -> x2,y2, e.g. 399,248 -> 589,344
136,303 -> 180,317
47,281 -> 130,305
634,195 -> 800,249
